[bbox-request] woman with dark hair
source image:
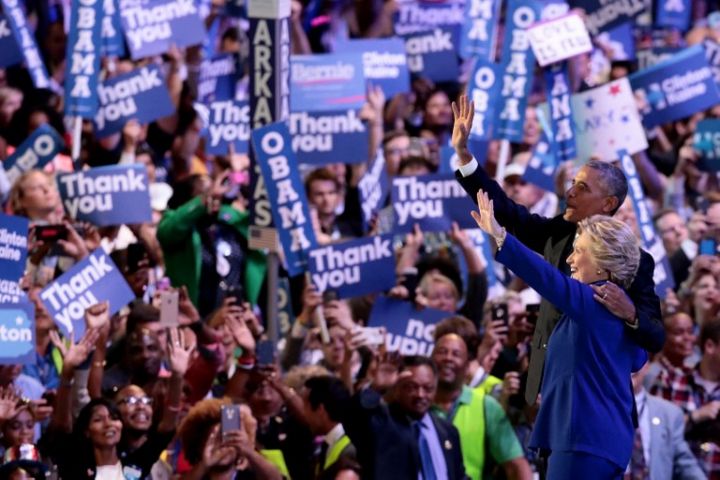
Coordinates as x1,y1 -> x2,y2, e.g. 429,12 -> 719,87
41,321 -> 179,480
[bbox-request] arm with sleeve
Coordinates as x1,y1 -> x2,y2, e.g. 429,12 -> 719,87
456,159 -> 573,254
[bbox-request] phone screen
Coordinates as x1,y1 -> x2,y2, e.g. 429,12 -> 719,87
256,340 -> 275,366
526,304 -> 540,325
220,404 -> 241,436
492,303 -> 509,327
159,290 -> 179,327
700,238 -> 717,256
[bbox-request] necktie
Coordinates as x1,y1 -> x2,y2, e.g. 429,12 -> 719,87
627,428 -> 649,480
316,441 -> 329,476
414,422 -> 437,480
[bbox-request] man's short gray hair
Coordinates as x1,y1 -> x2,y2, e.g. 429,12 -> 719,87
585,161 -> 628,214
578,215 -> 640,289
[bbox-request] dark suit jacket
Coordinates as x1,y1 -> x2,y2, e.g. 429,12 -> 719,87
342,389 -> 466,480
456,166 -> 665,404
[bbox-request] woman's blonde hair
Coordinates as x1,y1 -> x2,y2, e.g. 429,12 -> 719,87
7,169 -> 53,216
418,271 -> 459,301
578,215 -> 641,289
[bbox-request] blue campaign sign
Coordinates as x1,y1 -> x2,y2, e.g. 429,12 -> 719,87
493,0 -> 541,142
655,0 -> 691,31
57,165 -> 152,227
468,58 -> 500,141
358,153 -> 389,230
402,27 -> 460,83
290,53 -> 366,113
630,45 -> 720,129
367,296 -> 447,356
39,248 -> 135,337
392,173 -> 478,233
523,128 -> 557,192
201,100 -> 250,155
545,63 -> 576,162
439,138 -> 489,173
64,0 -> 103,118
289,110 -> 369,166
3,124 -> 65,185
0,213 -> 28,292
637,46 -> 681,70
704,39 -> 720,85
0,0 -> 50,88
693,119 -> 720,172
198,54 -> 239,103
0,301 -> 35,365
102,0 -> 126,57
120,0 -> 205,60
308,235 -> 396,299
393,0 -> 465,36
598,22 -> 635,61
335,38 -> 410,98
460,0 -> 500,60
250,123 -> 316,276
0,12 -> 22,68
618,150 -> 674,298
570,0 -> 644,35
94,65 -> 175,138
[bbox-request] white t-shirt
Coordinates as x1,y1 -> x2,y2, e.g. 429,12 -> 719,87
95,462 -> 125,480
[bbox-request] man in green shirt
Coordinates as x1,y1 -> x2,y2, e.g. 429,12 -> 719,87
432,333 -> 532,480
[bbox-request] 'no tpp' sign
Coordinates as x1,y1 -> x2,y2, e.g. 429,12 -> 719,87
528,13 -> 592,67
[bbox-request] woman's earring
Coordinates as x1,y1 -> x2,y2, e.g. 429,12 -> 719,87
596,269 -> 602,275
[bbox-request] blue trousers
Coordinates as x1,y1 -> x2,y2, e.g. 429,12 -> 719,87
547,451 -> 623,479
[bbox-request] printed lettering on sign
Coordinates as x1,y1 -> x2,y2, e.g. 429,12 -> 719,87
251,123 -> 316,275
290,53 -> 366,113
394,0 -> 464,36
288,110 -> 369,165
630,45 -> 720,129
367,297 -> 447,356
57,165 -> 152,226
336,38 -> 411,97
618,150 -> 674,297
308,235 -> 396,298
200,100 -> 250,155
0,0 -> 50,87
0,214 -> 28,306
494,0 -> 540,141
527,13 -> 592,66
401,27 -> 459,83
40,248 -> 134,337
392,174 -> 478,233
94,65 -> 175,137
64,0 -> 103,117
120,0 -> 205,59
3,124 -> 65,184
460,0 -> 500,60
0,301 -> 35,365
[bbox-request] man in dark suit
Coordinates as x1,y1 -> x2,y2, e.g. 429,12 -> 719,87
451,96 -> 665,405
341,356 -> 466,480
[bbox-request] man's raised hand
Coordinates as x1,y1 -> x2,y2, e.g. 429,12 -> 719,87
451,95 -> 475,165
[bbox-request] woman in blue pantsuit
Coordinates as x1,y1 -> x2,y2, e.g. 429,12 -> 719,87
472,190 -> 647,479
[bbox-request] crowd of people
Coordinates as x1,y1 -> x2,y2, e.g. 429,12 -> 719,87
0,0 -> 719,479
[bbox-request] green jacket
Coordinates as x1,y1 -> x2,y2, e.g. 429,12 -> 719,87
157,196 -> 266,306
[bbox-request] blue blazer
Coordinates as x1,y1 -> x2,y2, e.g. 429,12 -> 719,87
497,233 -> 647,469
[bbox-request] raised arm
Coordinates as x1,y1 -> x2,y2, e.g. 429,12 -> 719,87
452,95 -> 569,253
471,190 -> 592,319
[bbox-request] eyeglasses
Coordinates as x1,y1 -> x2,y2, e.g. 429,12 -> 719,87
118,396 -> 152,406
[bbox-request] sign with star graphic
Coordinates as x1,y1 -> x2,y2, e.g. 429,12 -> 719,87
571,78 -> 647,162
629,45 -> 720,129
